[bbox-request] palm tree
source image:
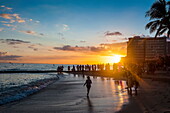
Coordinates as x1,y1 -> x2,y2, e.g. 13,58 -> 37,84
145,0 -> 170,38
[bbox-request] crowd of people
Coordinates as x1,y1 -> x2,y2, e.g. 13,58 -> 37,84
56,65 -> 64,73
56,63 -> 123,72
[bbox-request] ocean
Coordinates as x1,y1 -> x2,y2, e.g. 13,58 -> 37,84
0,63 -> 71,105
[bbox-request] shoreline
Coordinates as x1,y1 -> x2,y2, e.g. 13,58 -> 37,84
0,75 -> 60,106
1,70 -> 170,82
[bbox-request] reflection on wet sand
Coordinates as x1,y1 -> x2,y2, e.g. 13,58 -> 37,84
87,97 -> 93,113
70,74 -> 130,112
109,79 -> 129,111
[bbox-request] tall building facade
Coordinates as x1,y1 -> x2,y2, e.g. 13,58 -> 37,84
167,41 -> 170,56
126,36 -> 167,63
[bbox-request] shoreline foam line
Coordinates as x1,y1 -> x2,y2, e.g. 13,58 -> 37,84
0,76 -> 59,105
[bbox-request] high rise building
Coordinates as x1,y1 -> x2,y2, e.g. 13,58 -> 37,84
167,41 -> 170,56
126,36 -> 167,63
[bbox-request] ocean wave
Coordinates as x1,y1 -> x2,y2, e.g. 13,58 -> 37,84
0,76 -> 59,105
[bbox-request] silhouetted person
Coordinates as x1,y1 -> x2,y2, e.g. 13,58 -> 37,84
67,66 -> 70,71
126,71 -> 133,95
133,79 -> 139,95
84,76 -> 92,97
72,65 -> 75,72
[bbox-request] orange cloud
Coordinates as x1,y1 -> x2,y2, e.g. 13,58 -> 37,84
0,5 -> 12,10
0,14 -> 13,19
17,19 -> 25,23
0,13 -> 25,24
3,24 -> 15,27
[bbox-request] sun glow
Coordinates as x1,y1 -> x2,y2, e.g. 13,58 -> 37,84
103,55 -> 122,63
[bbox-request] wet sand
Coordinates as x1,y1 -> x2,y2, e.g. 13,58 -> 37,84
118,73 -> 170,113
0,73 -> 144,113
136,78 -> 170,113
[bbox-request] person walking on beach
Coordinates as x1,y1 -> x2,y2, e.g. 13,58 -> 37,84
126,70 -> 133,95
133,79 -> 139,95
84,76 -> 92,97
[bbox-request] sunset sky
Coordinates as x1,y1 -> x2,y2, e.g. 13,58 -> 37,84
0,0 -> 154,64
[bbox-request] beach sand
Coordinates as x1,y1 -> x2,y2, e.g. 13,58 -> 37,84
0,73 -> 169,113
137,78 -> 170,113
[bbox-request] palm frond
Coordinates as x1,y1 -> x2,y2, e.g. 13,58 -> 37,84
145,21 -> 155,29
145,20 -> 160,32
146,0 -> 166,19
155,24 -> 163,38
158,27 -> 167,35
146,0 -> 170,38
167,1 -> 170,5
150,22 -> 160,33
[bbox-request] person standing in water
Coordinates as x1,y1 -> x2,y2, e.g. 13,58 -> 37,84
84,76 -> 92,97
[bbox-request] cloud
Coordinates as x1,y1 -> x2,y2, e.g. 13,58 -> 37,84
0,13 -> 25,23
0,5 -> 12,10
0,6 -> 43,37
3,24 -> 15,27
6,7 -> 12,10
19,30 -> 36,35
17,19 -> 25,23
12,14 -> 25,23
12,14 -> 21,19
35,21 -> 40,23
100,42 -> 127,47
80,40 -> 86,43
0,55 -> 22,60
0,5 -> 5,8
105,31 -> 123,36
0,14 -> 13,19
56,24 -> 70,32
1,20 -> 15,24
1,21 -> 8,23
39,33 -> 44,36
0,39 -> 31,45
28,45 -> 38,51
0,52 -> 7,56
29,19 -> 40,23
63,24 -> 70,31
19,30 -> 44,36
9,20 -> 15,23
54,45 -> 89,51
0,28 -> 4,31
53,42 -> 127,56
0,51 -> 22,61
53,45 -> 107,52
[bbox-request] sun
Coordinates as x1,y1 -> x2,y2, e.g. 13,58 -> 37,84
103,55 -> 122,63
112,55 -> 122,63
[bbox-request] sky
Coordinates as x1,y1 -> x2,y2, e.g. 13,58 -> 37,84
0,0 -> 155,64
